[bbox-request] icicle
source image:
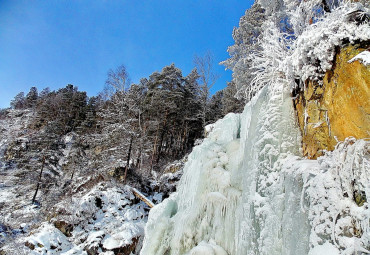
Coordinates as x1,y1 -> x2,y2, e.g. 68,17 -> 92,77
304,108 -> 308,135
325,110 -> 331,137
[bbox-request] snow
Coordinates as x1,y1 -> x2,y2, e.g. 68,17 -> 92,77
25,223 -> 74,255
0,189 -> 14,203
0,182 -> 148,254
132,187 -> 155,208
348,50 -> 370,66
224,1 -> 370,99
186,240 -> 228,255
61,247 -> 88,255
308,242 -> 340,255
102,233 -> 125,250
288,3 -> 370,85
61,184 -> 146,252
86,230 -> 105,245
204,123 -> 215,137
102,221 -> 143,250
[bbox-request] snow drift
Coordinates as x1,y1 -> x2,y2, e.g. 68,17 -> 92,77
141,81 -> 370,254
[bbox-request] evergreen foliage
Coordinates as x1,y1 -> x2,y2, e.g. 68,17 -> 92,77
10,92 -> 26,109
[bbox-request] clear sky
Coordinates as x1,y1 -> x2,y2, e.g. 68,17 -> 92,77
0,0 -> 253,108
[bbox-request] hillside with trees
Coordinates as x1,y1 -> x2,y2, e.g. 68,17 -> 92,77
0,55 -> 244,254
4,57 -> 243,175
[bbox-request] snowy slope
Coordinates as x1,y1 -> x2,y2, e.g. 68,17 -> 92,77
2,183 -> 149,255
0,110 -> 154,255
0,109 -> 41,245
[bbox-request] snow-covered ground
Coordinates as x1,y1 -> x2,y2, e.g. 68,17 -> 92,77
13,184 -> 148,255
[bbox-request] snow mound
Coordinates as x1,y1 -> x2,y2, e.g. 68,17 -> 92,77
24,223 -> 74,255
308,242 -> 340,255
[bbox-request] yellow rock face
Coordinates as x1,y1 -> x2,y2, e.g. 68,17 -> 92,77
294,43 -> 370,159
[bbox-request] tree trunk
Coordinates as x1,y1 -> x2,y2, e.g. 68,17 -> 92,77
123,136 -> 133,183
136,150 -> 141,169
156,127 -> 166,163
32,156 -> 46,204
152,110 -> 168,168
150,124 -> 160,171
182,122 -> 188,155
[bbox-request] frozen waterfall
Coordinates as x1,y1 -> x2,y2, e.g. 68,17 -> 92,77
141,83 -> 370,255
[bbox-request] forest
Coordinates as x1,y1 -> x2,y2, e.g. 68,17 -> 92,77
3,57 -> 244,178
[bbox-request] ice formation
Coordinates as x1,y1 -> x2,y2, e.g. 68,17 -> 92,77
141,81 -> 370,255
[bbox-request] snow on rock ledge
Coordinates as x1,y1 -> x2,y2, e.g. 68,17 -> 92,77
24,223 -> 73,254
18,183 -> 148,255
349,50 -> 370,66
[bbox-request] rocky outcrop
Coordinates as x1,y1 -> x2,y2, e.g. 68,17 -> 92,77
53,220 -> 73,237
294,42 -> 370,159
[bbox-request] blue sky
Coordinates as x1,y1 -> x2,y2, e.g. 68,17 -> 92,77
0,0 -> 253,108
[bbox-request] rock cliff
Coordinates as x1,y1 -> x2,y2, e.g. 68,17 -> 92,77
294,42 -> 369,159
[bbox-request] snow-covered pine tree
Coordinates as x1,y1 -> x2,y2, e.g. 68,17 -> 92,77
25,87 -> 38,109
10,92 -> 26,109
221,3 -> 266,100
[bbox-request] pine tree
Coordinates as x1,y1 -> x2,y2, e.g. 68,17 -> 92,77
222,81 -> 245,114
10,92 -> 26,109
221,3 -> 266,100
25,87 -> 38,109
207,90 -> 224,124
